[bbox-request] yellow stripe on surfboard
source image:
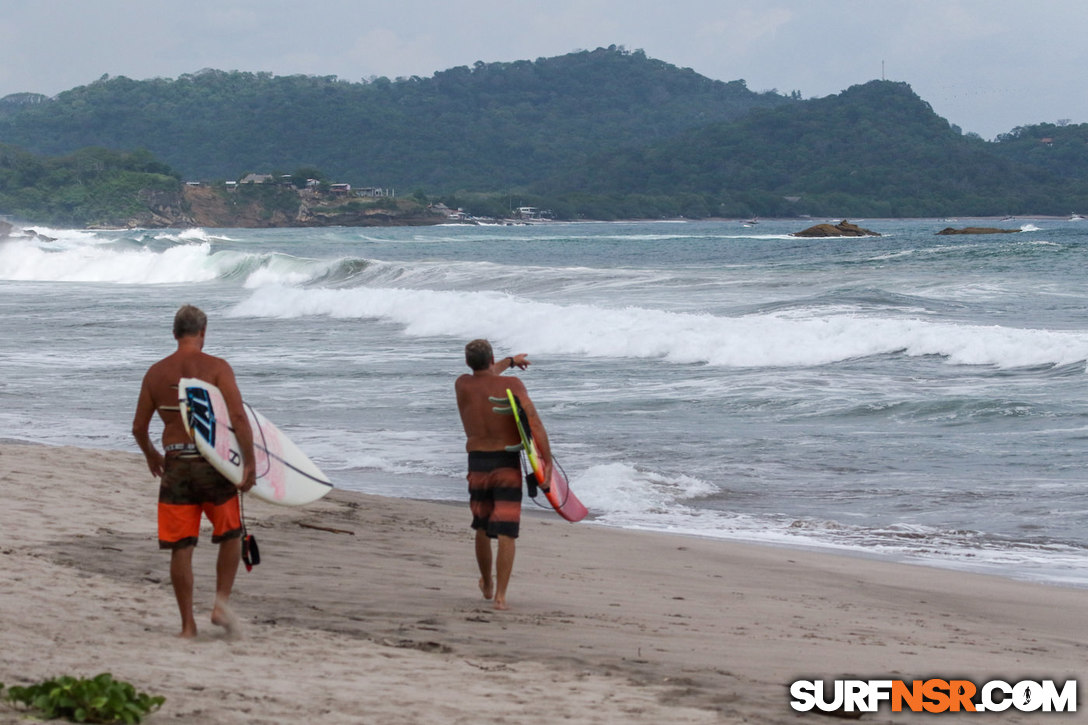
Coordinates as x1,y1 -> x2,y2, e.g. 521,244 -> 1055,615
506,388 -> 546,482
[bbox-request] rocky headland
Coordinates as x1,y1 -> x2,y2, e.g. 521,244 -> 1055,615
69,185 -> 449,229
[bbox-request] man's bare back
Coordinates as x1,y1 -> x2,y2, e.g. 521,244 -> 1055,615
132,323 -> 256,489
455,366 -> 550,462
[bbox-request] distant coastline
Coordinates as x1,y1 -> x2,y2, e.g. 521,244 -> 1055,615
130,184 -> 450,229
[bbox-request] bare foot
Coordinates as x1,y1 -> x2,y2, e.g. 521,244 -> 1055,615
177,626 -> 198,639
479,577 -> 494,600
211,596 -> 242,640
493,596 -> 509,611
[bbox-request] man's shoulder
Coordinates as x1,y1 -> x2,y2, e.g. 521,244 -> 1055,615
199,350 -> 231,366
502,376 -> 528,394
142,353 -> 175,380
192,352 -> 235,381
455,372 -> 522,399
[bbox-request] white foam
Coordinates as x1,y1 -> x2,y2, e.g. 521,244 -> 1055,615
176,228 -> 212,242
239,253 -> 338,287
572,462 -> 717,515
0,232 -> 340,286
231,284 -> 1088,369
18,227 -> 106,247
0,238 -> 222,283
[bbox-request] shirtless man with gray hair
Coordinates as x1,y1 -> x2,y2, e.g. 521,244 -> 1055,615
455,339 -> 546,610
133,304 -> 256,638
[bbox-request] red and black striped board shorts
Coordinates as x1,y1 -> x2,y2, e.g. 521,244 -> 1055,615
467,450 -> 523,539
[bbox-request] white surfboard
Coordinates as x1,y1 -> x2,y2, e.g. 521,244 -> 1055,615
177,377 -> 333,506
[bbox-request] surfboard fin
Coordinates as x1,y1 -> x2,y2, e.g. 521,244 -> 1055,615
489,396 -> 513,415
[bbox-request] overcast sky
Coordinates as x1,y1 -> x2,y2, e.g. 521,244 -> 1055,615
3,0 -> 1085,140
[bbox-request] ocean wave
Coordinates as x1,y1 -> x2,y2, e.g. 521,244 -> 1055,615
816,396 -> 1055,425
0,230 -> 586,291
19,227 -> 108,247
0,233 -> 356,286
571,462 -> 718,515
0,237 -> 225,284
231,283 -> 1088,369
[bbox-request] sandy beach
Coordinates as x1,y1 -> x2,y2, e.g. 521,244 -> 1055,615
1,442 -> 1085,724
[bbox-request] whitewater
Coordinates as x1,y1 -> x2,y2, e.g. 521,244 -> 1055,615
2,218 -> 1087,586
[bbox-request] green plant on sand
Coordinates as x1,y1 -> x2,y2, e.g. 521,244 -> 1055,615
2,673 -> 164,723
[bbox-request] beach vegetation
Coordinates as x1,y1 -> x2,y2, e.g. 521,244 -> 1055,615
2,673 -> 164,723
289,166 -> 326,189
0,144 -> 182,226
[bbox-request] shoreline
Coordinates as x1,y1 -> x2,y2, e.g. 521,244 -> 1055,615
8,437 -> 1079,593
7,435 -> 1088,590
3,442 -> 1086,723
5,214 -> 1082,235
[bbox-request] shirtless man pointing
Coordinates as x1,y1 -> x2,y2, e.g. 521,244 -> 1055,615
132,305 -> 256,638
455,339 -> 549,610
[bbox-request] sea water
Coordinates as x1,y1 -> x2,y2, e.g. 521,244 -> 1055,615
2,218 -> 1087,586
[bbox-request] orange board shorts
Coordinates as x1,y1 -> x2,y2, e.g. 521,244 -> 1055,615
467,450 -> 523,539
158,454 -> 242,550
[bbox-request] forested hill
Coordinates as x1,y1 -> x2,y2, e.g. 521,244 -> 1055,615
537,80 -> 1088,218
0,46 -> 790,191
3,47 -> 1088,222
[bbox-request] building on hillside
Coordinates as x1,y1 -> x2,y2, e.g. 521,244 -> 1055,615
356,187 -> 394,198
517,206 -> 555,220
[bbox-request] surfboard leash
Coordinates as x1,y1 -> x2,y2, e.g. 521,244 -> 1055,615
227,403 -> 332,488
521,454 -> 575,509
238,400 -> 265,572
550,454 -> 572,508
244,401 -> 272,481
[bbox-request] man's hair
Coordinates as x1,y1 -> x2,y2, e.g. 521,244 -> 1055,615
464,338 -> 493,371
173,305 -> 207,338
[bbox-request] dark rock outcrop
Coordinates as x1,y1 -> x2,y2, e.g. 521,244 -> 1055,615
792,220 -> 881,237
936,226 -> 1021,235
0,219 -> 56,241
